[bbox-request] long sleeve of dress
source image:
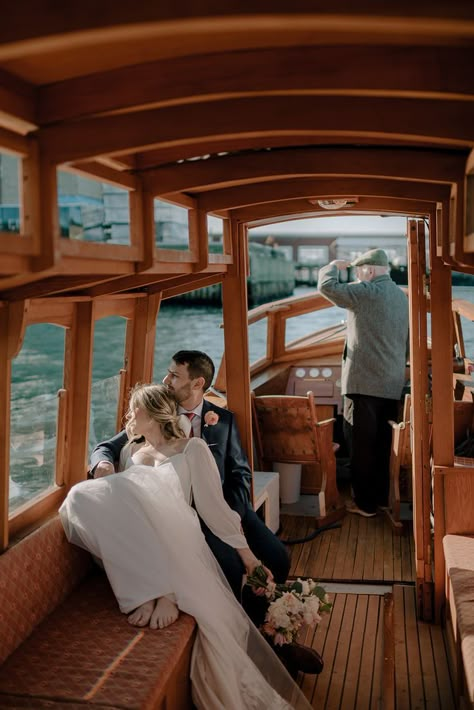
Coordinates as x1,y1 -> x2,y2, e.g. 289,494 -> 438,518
184,438 -> 248,549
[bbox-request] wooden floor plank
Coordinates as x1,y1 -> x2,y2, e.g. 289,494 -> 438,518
343,515 -> 360,579
321,527 -> 340,580
383,516 -> 395,581
309,526 -> 331,579
401,532 -> 413,581
325,593 -> 358,709
311,593 -> 347,707
331,513 -> 351,579
393,532 -> 403,581
393,585 -> 410,709
293,523 -> 317,578
417,616 -> 441,709
370,593 -> 385,710
339,594 -> 369,710
363,518 -> 376,580
404,585 -> 425,708
372,515 -> 385,580
356,594 -> 382,710
432,624 -> 456,709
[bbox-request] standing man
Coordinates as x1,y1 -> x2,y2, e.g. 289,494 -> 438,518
318,249 -> 409,517
90,350 -> 324,676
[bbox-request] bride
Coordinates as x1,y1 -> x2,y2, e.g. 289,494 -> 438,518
60,383 -> 311,710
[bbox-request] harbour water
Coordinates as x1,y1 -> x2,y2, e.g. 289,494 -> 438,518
9,286 -> 474,508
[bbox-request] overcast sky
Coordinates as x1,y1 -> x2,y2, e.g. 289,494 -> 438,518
250,215 -> 409,236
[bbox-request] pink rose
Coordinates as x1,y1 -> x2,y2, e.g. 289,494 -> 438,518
204,411 -> 219,427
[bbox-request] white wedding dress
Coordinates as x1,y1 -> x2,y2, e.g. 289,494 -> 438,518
60,437 -> 311,710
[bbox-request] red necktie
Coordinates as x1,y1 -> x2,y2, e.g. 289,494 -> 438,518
183,412 -> 196,437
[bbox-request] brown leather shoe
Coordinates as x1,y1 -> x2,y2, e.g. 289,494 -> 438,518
275,641 -> 324,678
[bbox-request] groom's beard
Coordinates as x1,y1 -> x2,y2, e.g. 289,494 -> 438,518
166,381 -> 192,404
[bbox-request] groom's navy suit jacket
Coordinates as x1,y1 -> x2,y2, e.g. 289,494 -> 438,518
90,399 -> 252,518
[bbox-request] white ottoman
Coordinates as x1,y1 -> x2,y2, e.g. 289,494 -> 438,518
253,470 -> 280,533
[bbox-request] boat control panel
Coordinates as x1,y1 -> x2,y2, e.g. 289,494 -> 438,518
286,365 -> 343,412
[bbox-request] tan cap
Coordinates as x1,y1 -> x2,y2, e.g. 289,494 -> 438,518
352,248 -> 389,267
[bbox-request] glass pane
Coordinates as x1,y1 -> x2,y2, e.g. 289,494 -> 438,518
208,215 -> 223,254
0,151 -> 20,233
57,171 -> 130,244
154,199 -> 189,249
284,305 -> 346,347
153,298 -> 224,382
10,324 -> 65,512
248,318 -> 268,364
453,284 -> 474,360
89,316 -> 127,448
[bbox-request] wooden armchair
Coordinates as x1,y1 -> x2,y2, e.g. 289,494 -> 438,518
251,391 -> 344,527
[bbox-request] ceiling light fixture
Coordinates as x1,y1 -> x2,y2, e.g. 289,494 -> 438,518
315,198 -> 358,210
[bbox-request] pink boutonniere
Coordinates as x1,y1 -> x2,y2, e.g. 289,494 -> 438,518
204,411 -> 219,427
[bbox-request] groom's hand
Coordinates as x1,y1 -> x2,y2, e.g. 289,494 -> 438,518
94,461 -> 115,478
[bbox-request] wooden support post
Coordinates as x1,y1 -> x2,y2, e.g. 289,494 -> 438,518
430,229 -> 454,622
64,302 -> 94,487
130,179 -> 155,272
221,221 -> 253,490
407,219 -> 433,620
128,294 -> 161,387
30,139 -> 60,271
0,300 -> 30,550
189,207 -> 209,272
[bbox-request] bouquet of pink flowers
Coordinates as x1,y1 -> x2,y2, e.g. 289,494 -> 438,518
246,565 -> 331,646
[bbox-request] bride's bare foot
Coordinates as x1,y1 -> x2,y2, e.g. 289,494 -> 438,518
128,599 -> 156,627
150,596 -> 179,629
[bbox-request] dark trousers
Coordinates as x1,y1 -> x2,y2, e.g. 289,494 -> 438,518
343,394 -> 399,514
200,507 -> 290,627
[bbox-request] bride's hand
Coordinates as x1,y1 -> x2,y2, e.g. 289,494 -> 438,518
250,563 -> 274,596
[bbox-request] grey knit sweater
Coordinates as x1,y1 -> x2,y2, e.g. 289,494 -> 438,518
318,263 -> 409,399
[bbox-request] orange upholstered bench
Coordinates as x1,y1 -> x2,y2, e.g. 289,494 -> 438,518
0,517 -> 196,709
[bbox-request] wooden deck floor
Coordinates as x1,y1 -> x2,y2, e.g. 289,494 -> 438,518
279,513 -> 455,708
280,511 -> 416,584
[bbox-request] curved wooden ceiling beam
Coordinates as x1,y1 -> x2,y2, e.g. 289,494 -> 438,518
196,177 -> 452,212
2,4 -> 473,61
38,45 -> 474,125
38,95 -> 474,165
133,135 -> 440,170
142,148 -> 466,195
232,196 -> 435,224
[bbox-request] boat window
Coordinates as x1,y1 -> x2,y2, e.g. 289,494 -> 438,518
89,316 -> 127,449
208,215 -> 224,254
57,171 -> 130,245
153,298 -> 225,381
0,151 -> 20,234
154,199 -> 189,250
10,324 -> 66,512
453,286 -> 474,361
248,317 -> 268,364
284,306 -> 346,348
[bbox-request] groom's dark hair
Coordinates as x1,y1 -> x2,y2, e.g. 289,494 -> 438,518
172,350 -> 215,391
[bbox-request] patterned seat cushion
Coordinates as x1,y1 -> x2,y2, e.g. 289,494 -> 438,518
0,516 -> 92,665
0,571 -> 196,709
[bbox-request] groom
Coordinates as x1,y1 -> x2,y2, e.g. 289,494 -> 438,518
90,350 -> 323,676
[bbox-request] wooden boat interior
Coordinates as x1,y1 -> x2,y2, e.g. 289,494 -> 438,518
1,4 -> 474,708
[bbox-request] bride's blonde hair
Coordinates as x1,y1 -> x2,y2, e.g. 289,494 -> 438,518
125,383 -> 186,442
